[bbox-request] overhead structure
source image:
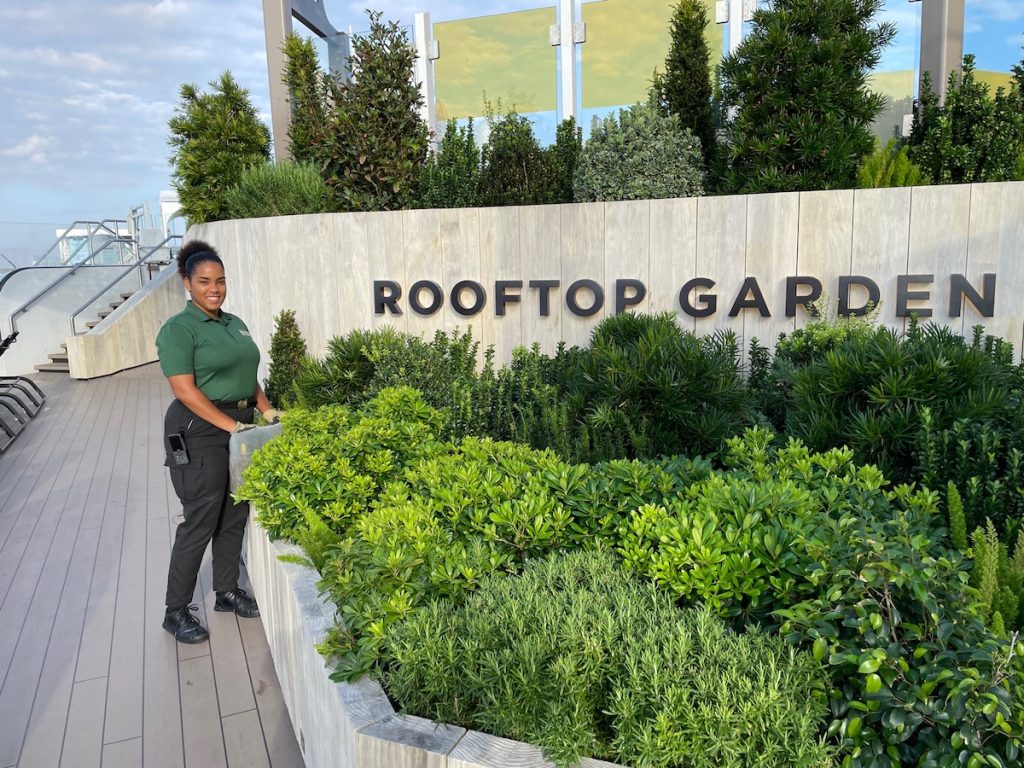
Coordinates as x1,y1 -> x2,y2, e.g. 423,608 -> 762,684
262,0 -> 350,162
911,0 -> 964,102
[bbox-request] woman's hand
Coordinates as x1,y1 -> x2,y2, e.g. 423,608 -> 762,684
261,408 -> 281,424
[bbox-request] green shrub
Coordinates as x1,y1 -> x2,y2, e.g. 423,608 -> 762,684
857,139 -> 928,188
264,309 -> 308,407
783,322 -> 1017,484
235,388 -> 446,545
718,0 -> 895,192
418,118 -> 480,209
168,72 -> 271,225
566,312 -> 752,460
970,520 -> 1024,633
223,162 -> 331,219
653,0 -> 716,168
909,55 -> 1024,184
551,117 -> 583,203
280,33 -> 328,168
574,99 -> 705,201
477,110 -> 559,206
384,548 -> 833,768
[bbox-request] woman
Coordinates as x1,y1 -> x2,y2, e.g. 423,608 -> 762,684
156,239 -> 280,644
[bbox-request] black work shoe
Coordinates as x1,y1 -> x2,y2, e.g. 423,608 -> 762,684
214,587 -> 260,618
162,605 -> 209,644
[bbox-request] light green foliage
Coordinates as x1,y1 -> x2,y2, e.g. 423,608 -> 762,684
385,549 -> 833,768
909,56 -> 1024,184
970,521 -> 1024,633
947,480 -> 967,551
167,72 -> 271,225
477,110 -> 560,206
264,309 -> 308,408
568,312 -> 751,460
856,139 -> 928,188
718,0 -> 895,192
418,118 -> 480,209
282,12 -> 428,211
223,161 -> 331,219
653,0 -> 716,168
235,388 -> 445,543
574,99 -> 705,201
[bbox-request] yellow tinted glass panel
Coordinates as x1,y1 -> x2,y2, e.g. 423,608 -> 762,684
868,69 -> 914,141
434,8 -> 557,120
977,71 -> 1014,93
582,0 -> 722,109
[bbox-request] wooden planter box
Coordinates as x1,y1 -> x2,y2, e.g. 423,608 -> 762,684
246,513 -> 620,768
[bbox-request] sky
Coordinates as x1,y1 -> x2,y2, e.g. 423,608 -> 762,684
0,0 -> 1021,265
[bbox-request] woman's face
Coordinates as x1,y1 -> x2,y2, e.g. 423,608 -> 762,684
185,261 -> 227,317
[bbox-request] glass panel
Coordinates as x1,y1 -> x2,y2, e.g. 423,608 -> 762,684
869,0 -> 921,142
964,1 -> 1021,92
434,8 -> 557,122
580,0 -> 722,134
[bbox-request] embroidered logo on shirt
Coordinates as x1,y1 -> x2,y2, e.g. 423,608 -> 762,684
239,330 -> 251,337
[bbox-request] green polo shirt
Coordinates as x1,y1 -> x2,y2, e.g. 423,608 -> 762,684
156,301 -> 260,402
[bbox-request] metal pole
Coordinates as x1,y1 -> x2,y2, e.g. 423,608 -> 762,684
413,12 -> 439,143
557,0 -> 579,122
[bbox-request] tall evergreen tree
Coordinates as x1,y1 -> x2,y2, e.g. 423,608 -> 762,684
167,72 -> 271,224
281,34 -> 329,168
654,0 -> 716,169
718,0 -> 895,193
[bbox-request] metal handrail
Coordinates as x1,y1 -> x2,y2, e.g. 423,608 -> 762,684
69,233 -> 181,335
31,219 -> 128,267
10,235 -> 136,334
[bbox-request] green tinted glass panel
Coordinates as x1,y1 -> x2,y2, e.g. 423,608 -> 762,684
434,8 -> 557,120
582,0 -> 722,109
869,69 -> 915,141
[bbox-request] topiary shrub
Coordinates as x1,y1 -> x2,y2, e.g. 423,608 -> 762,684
477,110 -> 559,206
384,548 -> 834,768
263,309 -> 308,407
574,99 -> 705,201
223,162 -> 331,219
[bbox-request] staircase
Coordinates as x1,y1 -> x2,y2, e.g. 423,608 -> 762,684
34,291 -> 136,373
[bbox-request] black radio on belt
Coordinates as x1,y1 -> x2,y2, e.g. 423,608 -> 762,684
167,432 -> 191,465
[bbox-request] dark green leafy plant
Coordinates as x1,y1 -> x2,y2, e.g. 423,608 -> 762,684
223,162 -> 331,219
418,118 -> 481,209
385,548 -> 833,768
908,55 -> 1024,184
167,71 -> 271,224
280,33 -> 329,168
653,0 -> 716,169
551,117 -> 583,203
718,0 -> 895,192
567,312 -> 752,460
574,98 -> 705,201
477,110 -> 559,206
264,309 -> 308,407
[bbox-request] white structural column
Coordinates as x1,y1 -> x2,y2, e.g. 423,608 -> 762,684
553,0 -> 582,122
916,0 -> 964,102
716,0 -> 756,54
263,0 -> 295,162
413,12 -> 439,142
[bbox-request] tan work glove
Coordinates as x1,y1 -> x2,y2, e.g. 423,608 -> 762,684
261,408 -> 282,425
232,421 -> 257,433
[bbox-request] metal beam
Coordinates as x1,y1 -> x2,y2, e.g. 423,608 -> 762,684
918,0 -> 964,103
262,0 -> 294,162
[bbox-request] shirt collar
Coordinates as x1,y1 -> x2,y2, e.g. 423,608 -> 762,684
186,299 -> 224,323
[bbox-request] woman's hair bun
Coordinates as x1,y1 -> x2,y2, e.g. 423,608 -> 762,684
175,240 -> 221,278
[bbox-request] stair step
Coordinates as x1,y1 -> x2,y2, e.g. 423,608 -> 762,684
85,321 -> 99,329
97,310 -> 111,319
120,292 -> 134,299
109,300 -> 124,310
35,363 -> 70,373
60,343 -> 67,350
48,352 -> 68,363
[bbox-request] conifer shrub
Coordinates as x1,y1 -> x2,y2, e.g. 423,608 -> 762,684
224,162 -> 331,220
264,309 -> 308,407
477,110 -> 560,206
168,72 -> 271,224
574,99 -> 705,201
384,548 -> 833,768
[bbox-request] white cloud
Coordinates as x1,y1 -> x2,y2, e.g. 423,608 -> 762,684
981,0 -> 1024,23
25,48 -> 115,72
0,135 -> 50,164
112,0 -> 191,21
0,5 -> 56,22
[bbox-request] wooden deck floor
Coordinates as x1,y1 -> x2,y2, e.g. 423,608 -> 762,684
0,364 -> 304,768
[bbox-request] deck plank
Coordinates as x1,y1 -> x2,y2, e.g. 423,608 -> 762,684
0,366 -> 304,768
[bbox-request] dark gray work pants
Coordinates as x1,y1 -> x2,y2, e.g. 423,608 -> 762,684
163,399 -> 254,610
